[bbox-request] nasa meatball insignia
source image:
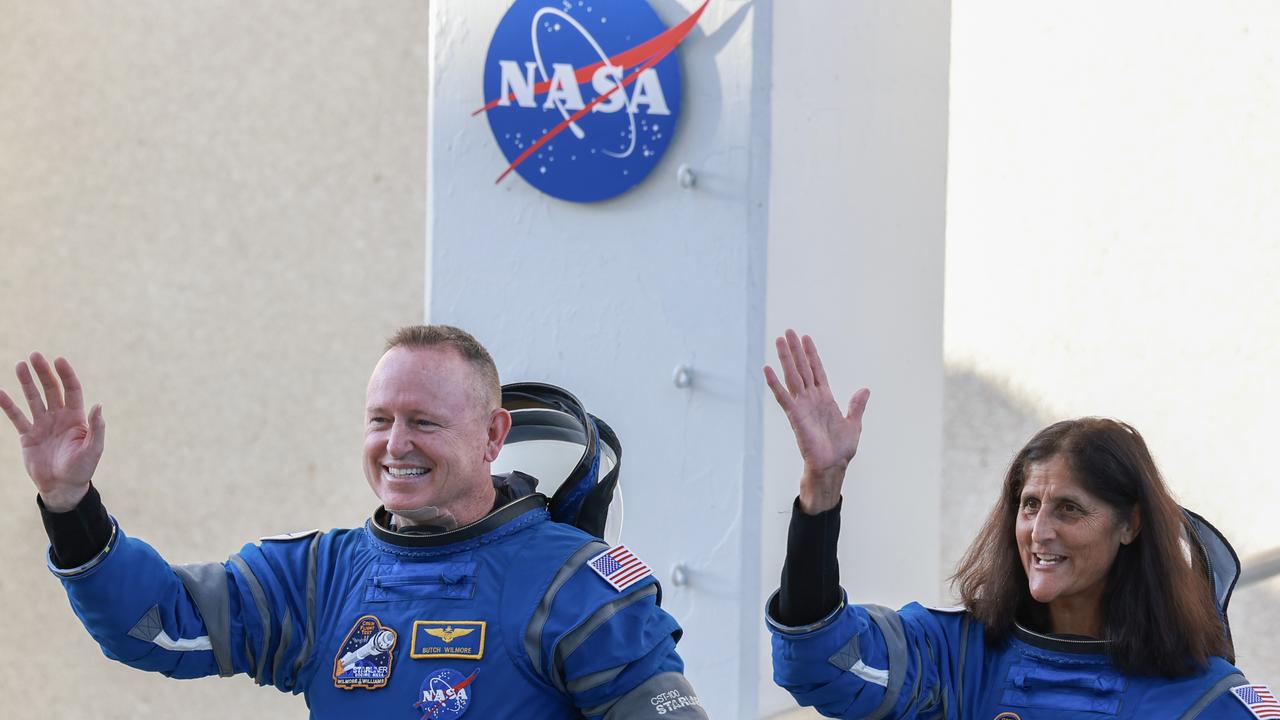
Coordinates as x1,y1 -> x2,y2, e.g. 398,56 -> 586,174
411,620 -> 486,660
414,668 -> 478,720
332,615 -> 399,690
478,0 -> 709,202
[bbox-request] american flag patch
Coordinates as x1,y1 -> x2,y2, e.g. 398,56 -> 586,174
587,545 -> 652,592
1233,684 -> 1280,719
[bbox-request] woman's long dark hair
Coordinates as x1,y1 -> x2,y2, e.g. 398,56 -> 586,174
952,418 -> 1231,676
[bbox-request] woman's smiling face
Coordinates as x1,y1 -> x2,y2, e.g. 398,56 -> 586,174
1016,454 -> 1138,635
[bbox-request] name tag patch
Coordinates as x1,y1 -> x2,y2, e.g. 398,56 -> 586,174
411,620 -> 486,660
332,614 -> 398,690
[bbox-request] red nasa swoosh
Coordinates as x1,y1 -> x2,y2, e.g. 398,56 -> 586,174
415,670 -> 479,718
475,0 -> 709,183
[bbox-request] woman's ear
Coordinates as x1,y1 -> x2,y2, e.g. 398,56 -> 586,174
1120,506 -> 1142,545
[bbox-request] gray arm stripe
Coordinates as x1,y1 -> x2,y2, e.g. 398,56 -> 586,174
552,584 -> 659,693
906,645 -> 924,713
956,613 -> 971,713
228,554 -> 272,684
524,539 -> 610,682
243,634 -> 256,675
862,604 -> 909,720
171,562 -> 235,677
594,671 -> 708,719
1180,672 -> 1248,720
566,662 -> 627,695
937,640 -> 950,719
291,533 -> 322,680
271,609 -> 294,687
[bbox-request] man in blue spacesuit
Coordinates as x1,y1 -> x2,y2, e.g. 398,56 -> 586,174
1,325 -> 707,719
761,329 -> 1271,720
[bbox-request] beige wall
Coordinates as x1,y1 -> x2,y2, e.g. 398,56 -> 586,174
945,0 -> 1280,685
0,2 -> 427,717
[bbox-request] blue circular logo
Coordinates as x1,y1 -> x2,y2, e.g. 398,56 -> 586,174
479,0 -> 703,202
414,668 -> 475,719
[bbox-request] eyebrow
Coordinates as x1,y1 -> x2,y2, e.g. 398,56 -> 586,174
365,406 -> 444,421
1021,489 -> 1089,506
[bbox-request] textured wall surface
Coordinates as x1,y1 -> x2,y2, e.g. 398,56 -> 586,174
0,2 -> 427,717
945,0 -> 1280,686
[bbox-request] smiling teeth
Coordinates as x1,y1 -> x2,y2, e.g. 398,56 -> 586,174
1035,553 -> 1065,565
387,468 -> 427,477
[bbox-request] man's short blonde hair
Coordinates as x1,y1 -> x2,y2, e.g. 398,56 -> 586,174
384,325 -> 501,410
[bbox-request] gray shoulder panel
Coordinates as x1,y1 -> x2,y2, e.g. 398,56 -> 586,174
259,529 -> 321,542
228,553 -> 272,684
552,583 -> 659,693
597,671 -> 708,719
523,538 -> 610,682
862,604 -> 909,720
172,561 -> 235,677
1180,672 -> 1248,720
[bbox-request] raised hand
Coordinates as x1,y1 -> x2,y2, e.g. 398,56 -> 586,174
0,354 -> 105,512
763,330 -> 870,514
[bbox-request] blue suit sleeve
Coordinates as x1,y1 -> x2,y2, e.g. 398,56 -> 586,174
768,592 -> 960,719
53,519 -> 323,693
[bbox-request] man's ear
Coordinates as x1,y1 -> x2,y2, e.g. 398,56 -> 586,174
1120,506 -> 1142,545
484,408 -> 512,463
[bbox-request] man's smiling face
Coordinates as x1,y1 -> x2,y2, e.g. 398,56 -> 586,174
362,345 -> 501,525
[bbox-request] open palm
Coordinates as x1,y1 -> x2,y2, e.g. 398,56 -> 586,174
0,354 -> 105,511
764,330 -> 869,513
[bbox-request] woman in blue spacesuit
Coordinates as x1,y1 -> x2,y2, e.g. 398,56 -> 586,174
763,329 -> 1271,719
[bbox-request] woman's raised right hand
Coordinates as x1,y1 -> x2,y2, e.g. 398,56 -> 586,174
763,330 -> 870,514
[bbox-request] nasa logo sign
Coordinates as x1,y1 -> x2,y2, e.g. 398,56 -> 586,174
476,0 -> 708,202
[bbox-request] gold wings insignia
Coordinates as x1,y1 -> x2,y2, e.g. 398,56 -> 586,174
425,625 -> 475,644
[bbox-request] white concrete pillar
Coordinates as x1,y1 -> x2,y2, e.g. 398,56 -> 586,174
426,2 -> 948,716
759,0 -> 950,714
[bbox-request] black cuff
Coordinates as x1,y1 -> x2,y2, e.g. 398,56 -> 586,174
38,485 -> 113,570
777,495 -> 842,627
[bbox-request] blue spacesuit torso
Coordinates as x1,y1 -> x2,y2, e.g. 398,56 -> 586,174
768,595 -> 1259,719
53,494 -> 704,719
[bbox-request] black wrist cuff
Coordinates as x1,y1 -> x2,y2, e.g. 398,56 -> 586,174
38,484 -> 113,570
777,495 -> 843,627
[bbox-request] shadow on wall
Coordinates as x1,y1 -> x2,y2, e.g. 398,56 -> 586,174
940,364 -> 1280,682
941,364 -> 1048,590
